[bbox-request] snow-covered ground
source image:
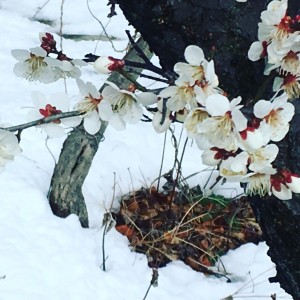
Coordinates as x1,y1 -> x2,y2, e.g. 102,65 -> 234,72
0,0 -> 293,299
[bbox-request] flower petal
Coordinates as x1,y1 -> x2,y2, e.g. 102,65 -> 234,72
254,100 -> 272,118
205,94 -> 229,116
43,123 -> 65,138
30,47 -> 47,57
109,114 -> 126,130
184,45 -> 204,65
287,176 -> 300,193
272,185 -> 292,200
248,41 -> 264,61
152,111 -> 171,133
136,92 -> 157,106
11,49 -> 29,61
98,100 -> 113,121
232,108 -> 247,131
83,111 -> 101,135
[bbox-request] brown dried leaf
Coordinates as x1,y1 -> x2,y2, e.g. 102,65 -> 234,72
115,224 -> 135,239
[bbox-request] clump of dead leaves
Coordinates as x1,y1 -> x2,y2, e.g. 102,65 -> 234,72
113,186 -> 261,274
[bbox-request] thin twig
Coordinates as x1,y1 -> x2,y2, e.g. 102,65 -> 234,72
86,0 -> 124,53
0,110 -> 83,132
59,0 -> 64,50
142,269 -> 158,300
59,0 -> 68,95
102,221 -> 108,271
102,172 -> 118,271
220,267 -> 276,300
124,59 -> 167,78
128,71 -> 170,84
125,30 -> 150,63
170,137 -> 189,202
32,0 -> 51,19
157,130 -> 168,191
172,195 -> 204,238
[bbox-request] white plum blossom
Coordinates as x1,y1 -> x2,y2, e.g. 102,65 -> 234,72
195,60 -> 221,105
273,73 -> 300,99
241,168 -> 276,197
173,45 -> 221,105
54,58 -> 85,79
248,41 -> 268,62
98,81 -> 156,130
219,152 -> 249,182
12,47 -> 60,83
201,148 -> 221,166
279,48 -> 300,75
247,0 -> 300,82
261,0 -> 287,24
183,108 -> 212,149
174,45 -> 208,85
201,147 -> 235,167
0,129 -> 21,172
248,2 -> 289,63
238,120 -> 272,150
159,77 -> 201,112
248,144 -> 279,172
27,91 -> 80,137
152,99 -> 172,133
198,95 -> 247,151
76,79 -> 103,135
271,170 -> 300,200
264,35 -> 300,75
254,93 -> 294,141
259,0 -> 288,41
184,108 -> 209,138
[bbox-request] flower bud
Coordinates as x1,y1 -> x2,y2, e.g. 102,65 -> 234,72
94,56 -> 125,74
39,32 -> 57,54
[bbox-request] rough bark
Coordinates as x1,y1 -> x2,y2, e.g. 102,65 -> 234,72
114,0 -> 300,298
49,38 -> 152,228
48,123 -> 106,228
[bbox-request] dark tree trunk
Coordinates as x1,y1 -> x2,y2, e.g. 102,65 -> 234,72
115,0 -> 270,101
114,0 -> 300,298
49,38 -> 152,228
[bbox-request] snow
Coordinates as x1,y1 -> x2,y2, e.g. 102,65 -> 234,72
0,0 -> 293,299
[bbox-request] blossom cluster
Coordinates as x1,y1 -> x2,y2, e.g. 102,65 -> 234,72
75,79 -> 157,133
5,0 -> 300,202
12,33 -> 86,83
248,0 -> 300,99
155,44 -> 299,200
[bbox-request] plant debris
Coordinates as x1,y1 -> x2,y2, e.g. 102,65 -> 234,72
113,186 -> 262,274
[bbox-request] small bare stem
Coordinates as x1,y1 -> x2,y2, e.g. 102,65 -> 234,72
130,71 -> 170,84
124,59 -> 168,78
86,0 -> 124,53
1,110 -> 83,132
170,137 -> 189,203
157,130 -> 168,191
142,268 -> 159,300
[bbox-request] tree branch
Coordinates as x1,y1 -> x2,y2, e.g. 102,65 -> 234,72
0,111 -> 84,132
